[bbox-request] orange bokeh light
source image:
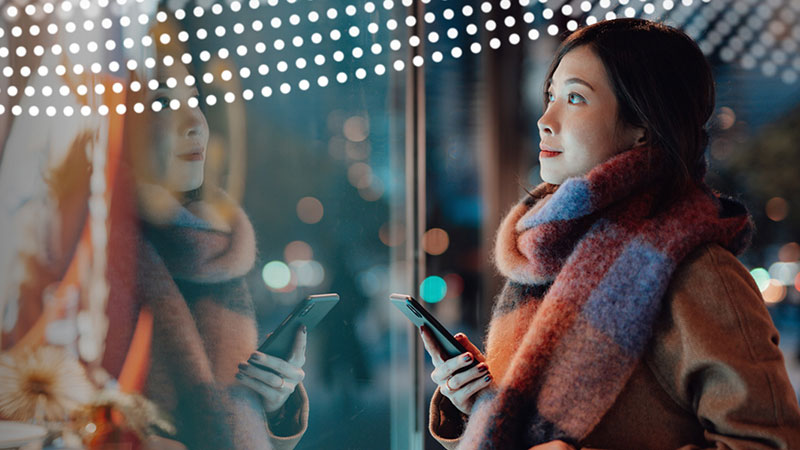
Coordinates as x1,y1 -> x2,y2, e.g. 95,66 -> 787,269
423,228 -> 450,255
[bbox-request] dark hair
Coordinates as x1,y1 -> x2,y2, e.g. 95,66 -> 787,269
543,18 -> 715,212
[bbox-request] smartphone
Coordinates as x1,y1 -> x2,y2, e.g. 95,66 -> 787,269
389,293 -> 478,371
258,293 -> 340,359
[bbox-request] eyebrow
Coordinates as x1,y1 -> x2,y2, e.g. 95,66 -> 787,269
547,77 -> 595,91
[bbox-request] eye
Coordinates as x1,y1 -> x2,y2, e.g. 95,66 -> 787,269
153,96 -> 170,109
546,91 -> 555,103
568,93 -> 585,104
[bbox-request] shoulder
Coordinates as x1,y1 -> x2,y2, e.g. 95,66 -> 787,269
662,243 -> 778,355
644,242 -> 786,412
652,243 -> 780,364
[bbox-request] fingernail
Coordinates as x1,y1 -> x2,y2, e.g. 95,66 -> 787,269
238,363 -> 248,371
478,364 -> 488,373
484,375 -> 492,383
454,333 -> 465,339
463,354 -> 472,363
250,353 -> 263,362
235,373 -> 244,380
302,325 -> 307,334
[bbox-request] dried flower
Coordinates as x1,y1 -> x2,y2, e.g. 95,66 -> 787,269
74,390 -> 175,439
0,346 -> 95,422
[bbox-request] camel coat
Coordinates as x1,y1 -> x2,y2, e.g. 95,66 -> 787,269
429,244 -> 800,449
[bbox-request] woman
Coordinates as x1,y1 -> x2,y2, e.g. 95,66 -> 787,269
422,18 -> 800,450
110,17 -> 308,450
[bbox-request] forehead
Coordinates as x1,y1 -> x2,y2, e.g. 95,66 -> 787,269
550,46 -> 608,88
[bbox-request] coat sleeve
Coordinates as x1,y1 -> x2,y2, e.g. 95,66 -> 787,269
646,244 -> 800,450
266,383 -> 310,450
429,386 -> 468,450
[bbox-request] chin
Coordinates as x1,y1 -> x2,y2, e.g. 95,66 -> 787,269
539,168 -> 564,185
172,175 -> 204,193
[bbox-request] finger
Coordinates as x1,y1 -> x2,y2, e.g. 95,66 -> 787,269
451,372 -> 492,409
419,325 -> 447,366
430,351 -> 476,386
287,326 -> 307,368
235,371 -> 285,402
454,333 -> 485,363
248,352 -> 304,382
238,362 -> 285,388
446,363 -> 489,391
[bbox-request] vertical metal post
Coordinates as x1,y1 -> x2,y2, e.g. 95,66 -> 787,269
405,0 -> 426,448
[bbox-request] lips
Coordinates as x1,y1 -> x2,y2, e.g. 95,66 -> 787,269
177,147 -> 205,161
539,142 -> 562,158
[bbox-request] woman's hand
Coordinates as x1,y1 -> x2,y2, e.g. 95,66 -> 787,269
236,326 -> 306,414
420,325 -> 492,415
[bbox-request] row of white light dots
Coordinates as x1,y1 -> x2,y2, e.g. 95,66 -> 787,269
2,8 -> 552,103
2,0 -> 667,43
1,2 -> 536,84
3,0 -> 570,24
2,0 -> 714,68
3,0 -> 415,30
0,2 -> 740,117
0,0 -> 680,79
0,9 -> 686,116
696,0 -> 800,81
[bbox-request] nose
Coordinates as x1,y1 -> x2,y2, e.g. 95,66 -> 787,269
537,103 -> 558,136
181,104 -> 207,138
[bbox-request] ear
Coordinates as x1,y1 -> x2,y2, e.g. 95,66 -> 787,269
630,127 -> 647,148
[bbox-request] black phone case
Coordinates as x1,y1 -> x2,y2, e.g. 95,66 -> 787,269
389,293 -> 478,371
258,293 -> 340,359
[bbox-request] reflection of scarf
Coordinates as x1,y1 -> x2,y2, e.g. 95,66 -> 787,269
460,147 -> 753,449
135,187 -> 271,450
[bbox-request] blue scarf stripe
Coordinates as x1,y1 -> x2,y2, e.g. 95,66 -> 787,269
581,239 -> 675,356
519,178 -> 593,229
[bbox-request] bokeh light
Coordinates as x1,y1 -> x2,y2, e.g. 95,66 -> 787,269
750,267 -> 770,291
717,106 -> 736,129
347,162 -> 373,189
769,262 -> 799,286
379,222 -> 405,247
422,228 -> 450,255
262,261 -> 291,290
765,197 -> 789,222
779,242 -> 800,262
358,177 -> 384,202
343,116 -> 369,142
762,279 -> 787,304
297,196 -> 324,224
284,240 -> 313,262
289,260 -> 325,286
420,275 -> 447,303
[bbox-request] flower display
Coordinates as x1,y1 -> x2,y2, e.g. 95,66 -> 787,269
0,346 -> 95,422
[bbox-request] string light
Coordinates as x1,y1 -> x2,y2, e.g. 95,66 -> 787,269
1,0 -> 797,117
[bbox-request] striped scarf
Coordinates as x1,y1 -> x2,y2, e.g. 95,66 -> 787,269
134,187 -> 272,450
459,146 -> 752,449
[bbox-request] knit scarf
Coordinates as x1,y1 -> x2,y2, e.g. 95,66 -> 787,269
459,146 -> 752,449
134,185 -> 272,450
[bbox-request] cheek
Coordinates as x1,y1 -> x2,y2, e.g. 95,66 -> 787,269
565,112 -> 618,159
150,122 -> 176,175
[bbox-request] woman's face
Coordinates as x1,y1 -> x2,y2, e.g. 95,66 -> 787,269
141,60 -> 209,192
536,45 -> 644,184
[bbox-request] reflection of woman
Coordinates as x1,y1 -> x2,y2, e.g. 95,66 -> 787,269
116,20 -> 308,450
422,19 -> 800,449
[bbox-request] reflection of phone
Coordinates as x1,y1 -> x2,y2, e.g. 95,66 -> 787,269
389,293 -> 478,371
258,293 -> 340,359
